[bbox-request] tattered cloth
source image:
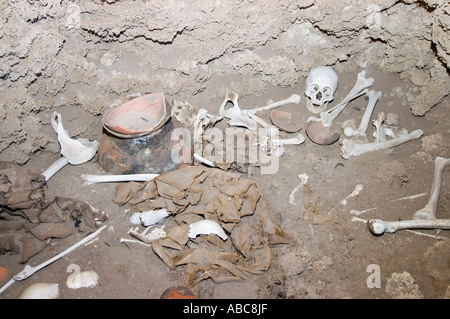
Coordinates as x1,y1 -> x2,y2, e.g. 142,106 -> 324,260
115,165 -> 293,285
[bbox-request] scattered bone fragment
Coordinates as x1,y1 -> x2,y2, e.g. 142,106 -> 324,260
368,156 -> 450,235
18,283 -> 59,299
188,219 -> 228,241
289,174 -> 309,206
66,269 -> 99,289
42,112 -> 99,181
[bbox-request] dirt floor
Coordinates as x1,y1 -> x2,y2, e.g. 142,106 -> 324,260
0,65 -> 449,300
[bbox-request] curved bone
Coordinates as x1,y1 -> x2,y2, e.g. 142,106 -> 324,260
340,129 -> 423,159
344,90 -> 382,138
219,92 -> 257,130
368,218 -> 450,235
81,173 -> 159,185
188,220 -> 228,240
413,156 -> 450,220
42,112 -> 99,181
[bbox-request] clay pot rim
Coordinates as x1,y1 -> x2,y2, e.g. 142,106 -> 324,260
102,92 -> 171,139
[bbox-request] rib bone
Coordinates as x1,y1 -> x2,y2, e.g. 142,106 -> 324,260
340,129 -> 423,159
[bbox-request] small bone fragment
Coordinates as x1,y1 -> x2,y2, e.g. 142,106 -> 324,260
289,174 -> 309,205
193,153 -> 215,167
344,90 -> 382,138
140,209 -> 169,227
42,112 -> 99,181
66,270 -> 99,289
81,173 -> 159,185
18,283 -> 59,299
340,184 -> 364,205
188,220 -> 228,241
340,129 -> 424,159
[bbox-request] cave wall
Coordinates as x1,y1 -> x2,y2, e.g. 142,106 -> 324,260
0,0 -> 449,164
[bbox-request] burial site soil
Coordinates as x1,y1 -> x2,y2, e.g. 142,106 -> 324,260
1,64 -> 449,299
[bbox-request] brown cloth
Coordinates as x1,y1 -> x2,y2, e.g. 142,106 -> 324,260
116,165 -> 293,286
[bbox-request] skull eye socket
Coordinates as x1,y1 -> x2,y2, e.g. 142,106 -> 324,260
323,87 -> 333,97
312,84 -> 319,92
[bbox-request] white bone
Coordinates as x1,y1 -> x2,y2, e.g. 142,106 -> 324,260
193,153 -> 216,167
413,156 -> 450,220
247,94 -> 301,114
18,283 -> 59,299
368,218 -> 450,235
219,92 -> 257,130
340,129 -> 423,159
188,219 -> 228,240
305,66 -> 339,114
193,108 -> 223,155
368,156 -> 450,235
344,90 -> 382,138
42,112 -> 99,181
81,173 -> 159,185
0,225 -> 107,295
289,173 -> 309,205
140,209 -> 169,227
66,270 -> 99,289
315,71 -> 375,127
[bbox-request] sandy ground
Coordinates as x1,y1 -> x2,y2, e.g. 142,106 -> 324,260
0,65 -> 449,300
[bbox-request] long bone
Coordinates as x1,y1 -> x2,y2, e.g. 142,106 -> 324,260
344,90 -> 382,139
219,92 -> 302,131
305,71 -> 374,145
42,112 -> 99,181
81,173 -> 159,185
319,71 -> 375,127
246,94 -> 301,114
340,129 -> 424,159
368,156 -> 450,235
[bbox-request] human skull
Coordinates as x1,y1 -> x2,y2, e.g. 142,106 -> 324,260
304,66 -> 339,114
